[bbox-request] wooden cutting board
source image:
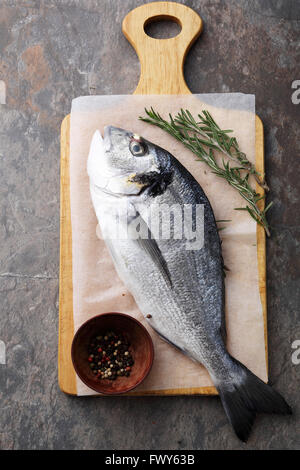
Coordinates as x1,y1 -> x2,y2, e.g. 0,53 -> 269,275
59,1 -> 267,395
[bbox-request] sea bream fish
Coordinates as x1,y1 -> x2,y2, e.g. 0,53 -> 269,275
87,125 -> 291,441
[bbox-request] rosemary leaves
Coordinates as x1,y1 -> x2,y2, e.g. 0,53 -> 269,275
140,107 -> 272,236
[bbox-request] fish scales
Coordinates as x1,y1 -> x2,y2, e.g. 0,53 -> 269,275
87,125 -> 291,441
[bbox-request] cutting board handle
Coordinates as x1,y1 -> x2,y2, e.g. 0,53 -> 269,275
122,1 -> 203,95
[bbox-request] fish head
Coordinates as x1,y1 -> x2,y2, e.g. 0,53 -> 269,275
87,126 -> 172,197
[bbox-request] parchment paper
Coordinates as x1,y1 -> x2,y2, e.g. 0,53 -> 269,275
69,94 -> 267,396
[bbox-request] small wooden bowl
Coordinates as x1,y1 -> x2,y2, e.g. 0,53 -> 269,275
71,312 -> 154,395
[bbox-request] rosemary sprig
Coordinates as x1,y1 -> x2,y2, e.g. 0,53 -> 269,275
140,107 -> 272,236
175,109 -> 269,191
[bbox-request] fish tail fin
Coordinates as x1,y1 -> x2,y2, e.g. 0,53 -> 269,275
216,356 -> 292,442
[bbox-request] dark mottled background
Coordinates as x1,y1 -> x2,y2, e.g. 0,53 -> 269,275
0,0 -> 299,450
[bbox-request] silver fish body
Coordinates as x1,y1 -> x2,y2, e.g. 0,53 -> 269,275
88,126 -> 291,441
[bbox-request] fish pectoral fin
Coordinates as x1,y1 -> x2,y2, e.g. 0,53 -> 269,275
136,236 -> 172,288
128,210 -> 172,288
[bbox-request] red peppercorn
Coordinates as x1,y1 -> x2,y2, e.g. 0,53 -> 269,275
88,357 -> 93,362
98,348 -> 102,353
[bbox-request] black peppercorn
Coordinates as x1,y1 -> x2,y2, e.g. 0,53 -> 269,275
87,330 -> 134,381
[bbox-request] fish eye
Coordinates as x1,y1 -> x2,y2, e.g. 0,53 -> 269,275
129,139 -> 147,157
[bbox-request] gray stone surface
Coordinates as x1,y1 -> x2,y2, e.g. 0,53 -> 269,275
0,0 -> 299,450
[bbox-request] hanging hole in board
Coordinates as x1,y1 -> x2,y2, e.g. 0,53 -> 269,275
144,15 -> 182,39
